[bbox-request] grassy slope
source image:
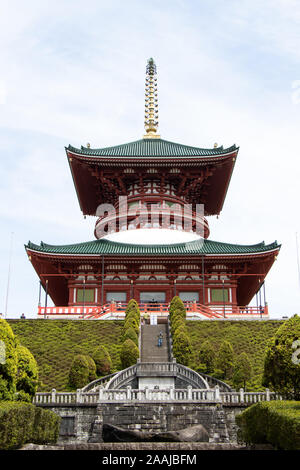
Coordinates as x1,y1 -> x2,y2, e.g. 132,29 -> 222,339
8,319 -> 283,392
8,320 -> 123,392
186,320 -> 283,391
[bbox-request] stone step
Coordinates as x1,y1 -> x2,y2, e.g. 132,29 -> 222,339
140,324 -> 170,363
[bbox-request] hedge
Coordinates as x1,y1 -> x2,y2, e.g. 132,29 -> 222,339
0,401 -> 60,449
236,401 -> 300,450
68,354 -> 91,389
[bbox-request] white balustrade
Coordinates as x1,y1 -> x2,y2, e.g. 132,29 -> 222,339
34,387 -> 280,405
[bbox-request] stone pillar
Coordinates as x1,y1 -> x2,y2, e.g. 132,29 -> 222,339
266,388 -> 270,401
76,389 -> 82,404
187,385 -> 192,400
215,385 -> 220,402
51,388 -> 56,403
127,386 -> 131,401
239,388 -> 244,403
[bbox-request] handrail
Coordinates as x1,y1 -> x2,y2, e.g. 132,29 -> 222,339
81,372 -> 118,392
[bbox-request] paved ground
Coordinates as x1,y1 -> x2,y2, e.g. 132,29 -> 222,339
140,324 -> 170,362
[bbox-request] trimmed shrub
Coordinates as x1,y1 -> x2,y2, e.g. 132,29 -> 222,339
83,355 -> 97,382
92,346 -> 112,376
0,319 -> 18,400
172,331 -> 192,366
16,344 -> 39,401
236,401 -> 300,450
0,401 -> 60,449
169,296 -> 186,320
125,299 -> 140,320
122,326 -> 139,347
120,339 -> 139,368
123,317 -> 140,336
171,315 -> 186,334
68,354 -> 90,389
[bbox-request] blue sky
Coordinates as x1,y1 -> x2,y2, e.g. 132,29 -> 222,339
0,0 -> 300,318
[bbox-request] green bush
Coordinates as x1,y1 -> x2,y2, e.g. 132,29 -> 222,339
0,401 -> 60,449
0,319 -> 18,400
122,326 -> 139,347
123,317 -> 140,336
169,297 -> 186,320
16,344 -> 39,400
236,401 -> 300,450
68,354 -> 90,389
171,315 -> 185,335
83,355 -> 97,382
92,346 -> 112,376
120,339 -> 139,368
172,331 -> 192,366
263,315 -> 300,399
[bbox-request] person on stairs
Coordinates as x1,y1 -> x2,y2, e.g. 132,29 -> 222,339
157,331 -> 163,347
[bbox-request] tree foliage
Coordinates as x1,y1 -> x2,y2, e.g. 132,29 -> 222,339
232,352 -> 252,390
216,340 -> 234,379
16,344 -> 39,401
120,339 -> 139,369
92,346 -> 112,377
68,354 -> 90,389
198,340 -> 216,374
262,315 -> 300,399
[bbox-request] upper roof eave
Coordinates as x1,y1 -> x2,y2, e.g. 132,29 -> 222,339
25,238 -> 281,258
65,138 -> 239,160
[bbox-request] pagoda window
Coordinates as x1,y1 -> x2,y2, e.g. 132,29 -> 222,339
106,292 -> 127,302
179,292 -> 199,302
210,288 -> 229,303
76,288 -> 95,303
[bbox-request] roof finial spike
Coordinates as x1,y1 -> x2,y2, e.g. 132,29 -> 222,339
143,58 -> 161,139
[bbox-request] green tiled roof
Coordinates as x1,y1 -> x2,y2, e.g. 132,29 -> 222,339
26,238 -> 280,256
66,138 -> 238,158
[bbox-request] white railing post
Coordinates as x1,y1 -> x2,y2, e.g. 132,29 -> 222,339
51,388 -> 56,404
187,385 -> 192,400
145,387 -> 149,400
126,386 -> 131,401
215,385 -> 220,401
266,388 -> 270,401
239,388 -> 244,403
170,387 -> 175,400
76,389 -> 82,403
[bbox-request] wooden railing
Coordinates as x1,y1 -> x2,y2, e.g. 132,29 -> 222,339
33,387 -> 281,405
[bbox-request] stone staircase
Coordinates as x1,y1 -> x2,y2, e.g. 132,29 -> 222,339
140,324 -> 170,362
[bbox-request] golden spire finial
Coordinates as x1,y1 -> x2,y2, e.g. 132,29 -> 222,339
143,58 -> 160,139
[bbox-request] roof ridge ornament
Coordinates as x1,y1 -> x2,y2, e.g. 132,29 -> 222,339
143,58 -> 161,139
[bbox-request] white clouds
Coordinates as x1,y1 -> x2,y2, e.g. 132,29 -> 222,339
0,81 -> 6,104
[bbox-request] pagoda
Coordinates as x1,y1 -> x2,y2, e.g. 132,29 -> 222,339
25,58 -> 280,319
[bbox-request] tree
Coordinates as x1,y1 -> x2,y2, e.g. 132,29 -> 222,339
120,339 -> 139,368
198,340 -> 216,374
83,355 -> 97,382
92,346 -> 112,376
0,319 -> 18,400
16,344 -> 39,401
232,352 -> 252,390
262,315 -> 300,399
216,340 -> 234,379
122,326 -> 139,347
68,354 -> 90,389
172,331 -> 192,366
